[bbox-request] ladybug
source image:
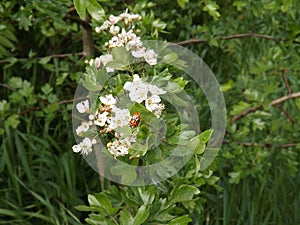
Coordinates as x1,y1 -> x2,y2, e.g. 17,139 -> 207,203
129,112 -> 141,128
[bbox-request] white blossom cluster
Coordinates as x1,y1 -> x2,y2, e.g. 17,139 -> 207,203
73,10 -> 166,158
73,77 -> 166,157
94,9 -> 158,66
124,74 -> 166,118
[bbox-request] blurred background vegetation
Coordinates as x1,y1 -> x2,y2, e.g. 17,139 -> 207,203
0,0 -> 299,224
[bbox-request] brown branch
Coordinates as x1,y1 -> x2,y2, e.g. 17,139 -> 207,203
64,14 -> 90,28
231,92 -> 300,125
275,105 -> 295,125
223,140 -> 298,148
271,92 -> 300,106
0,52 -> 85,64
81,14 -> 94,57
230,105 -> 262,125
176,33 -> 300,45
282,69 -> 292,94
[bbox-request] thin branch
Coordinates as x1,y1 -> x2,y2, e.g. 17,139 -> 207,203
0,52 -> 85,64
231,92 -> 300,124
223,140 -> 298,148
64,14 -> 90,28
275,105 -> 295,125
230,105 -> 262,125
271,92 -> 300,106
282,69 -> 292,94
176,33 -> 300,45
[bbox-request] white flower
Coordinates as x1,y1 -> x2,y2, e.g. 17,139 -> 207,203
100,54 -> 113,65
109,36 -> 123,48
72,137 -> 94,155
76,100 -> 89,113
152,103 -> 165,118
144,49 -> 158,65
148,83 -> 166,95
95,27 -> 101,33
129,86 -> 148,103
145,95 -> 161,111
109,15 -> 120,25
89,114 -> 95,120
91,139 -> 97,145
94,111 -> 109,127
109,25 -> 120,35
109,107 -> 130,129
94,57 -> 101,68
132,46 -> 146,58
100,94 -> 117,105
72,144 -> 81,153
76,121 -> 90,136
124,74 -> 149,103
107,139 -> 129,157
96,21 -> 110,32
80,137 -> 93,155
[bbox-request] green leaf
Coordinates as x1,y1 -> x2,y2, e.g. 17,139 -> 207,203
203,1 -> 221,19
86,0 -> 105,21
120,208 -> 133,225
114,125 -> 132,138
170,185 -> 200,203
41,83 -> 53,95
163,52 -> 178,64
8,77 -> 23,89
230,101 -> 251,115
173,77 -> 188,89
4,114 -> 20,128
93,193 -> 114,214
229,171 -> 241,184
44,103 -> 59,113
81,73 -> 102,91
110,163 -> 137,184
107,47 -> 131,70
73,0 -> 87,19
169,215 -> 192,225
177,0 -> 189,9
129,140 -> 149,157
39,56 -> 51,65
132,205 -> 149,225
198,129 -> 213,143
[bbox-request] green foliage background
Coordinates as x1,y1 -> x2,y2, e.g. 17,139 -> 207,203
0,0 -> 299,224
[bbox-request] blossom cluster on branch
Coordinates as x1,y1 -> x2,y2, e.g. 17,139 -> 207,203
73,10 -> 165,158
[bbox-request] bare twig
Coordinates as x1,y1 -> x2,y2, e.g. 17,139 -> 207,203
275,105 -> 295,125
231,92 -> 300,124
230,105 -> 262,125
282,69 -> 292,94
271,92 -> 300,106
223,140 -> 298,148
0,52 -> 85,64
176,33 -> 300,45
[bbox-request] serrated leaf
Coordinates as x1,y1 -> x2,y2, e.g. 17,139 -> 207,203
41,83 -> 53,95
4,114 -> 20,128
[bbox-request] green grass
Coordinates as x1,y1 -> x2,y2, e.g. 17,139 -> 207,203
0,120 -> 101,224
